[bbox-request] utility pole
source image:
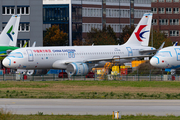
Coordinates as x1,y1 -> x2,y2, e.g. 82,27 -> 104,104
119,0 -> 120,38
69,0 -> 72,46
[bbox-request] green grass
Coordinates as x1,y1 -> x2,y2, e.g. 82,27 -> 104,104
0,81 -> 180,88
44,80 -> 180,88
0,81 -> 50,88
1,107 -> 180,119
2,114 -> 180,120
1,90 -> 180,99
0,81 -> 180,99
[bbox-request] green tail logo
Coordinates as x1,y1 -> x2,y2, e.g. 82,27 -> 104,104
7,25 -> 15,41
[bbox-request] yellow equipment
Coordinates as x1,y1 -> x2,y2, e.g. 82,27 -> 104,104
111,66 -> 119,75
131,60 -> 145,68
99,62 -> 112,80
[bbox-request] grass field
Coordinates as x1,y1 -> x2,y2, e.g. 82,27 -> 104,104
0,107 -> 180,120
1,114 -> 180,120
0,81 -> 180,119
0,81 -> 180,99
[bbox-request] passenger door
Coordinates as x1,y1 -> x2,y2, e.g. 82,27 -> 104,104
175,48 -> 180,61
26,49 -> 34,62
126,47 -> 133,56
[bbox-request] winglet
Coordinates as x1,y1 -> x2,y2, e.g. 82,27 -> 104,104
173,41 -> 178,46
32,41 -> 36,47
154,42 -> 165,55
158,42 -> 165,51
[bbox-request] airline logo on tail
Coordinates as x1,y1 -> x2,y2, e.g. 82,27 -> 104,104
7,25 -> 15,41
135,25 -> 149,42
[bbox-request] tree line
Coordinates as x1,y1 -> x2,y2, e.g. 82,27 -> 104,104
43,24 -> 173,48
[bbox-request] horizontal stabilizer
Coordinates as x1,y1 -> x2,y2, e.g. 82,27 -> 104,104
139,49 -> 157,54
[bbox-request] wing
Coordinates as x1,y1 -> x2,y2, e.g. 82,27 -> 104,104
53,54 -> 153,69
81,55 -> 153,63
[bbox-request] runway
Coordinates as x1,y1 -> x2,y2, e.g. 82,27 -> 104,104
0,99 -> 180,116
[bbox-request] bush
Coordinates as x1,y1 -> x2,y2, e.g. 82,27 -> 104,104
0,108 -> 15,120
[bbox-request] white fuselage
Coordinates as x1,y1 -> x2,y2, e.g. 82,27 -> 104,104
150,46 -> 180,69
3,45 -> 155,69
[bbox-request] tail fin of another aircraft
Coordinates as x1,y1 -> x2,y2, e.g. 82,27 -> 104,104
0,15 -> 20,46
124,13 -> 153,46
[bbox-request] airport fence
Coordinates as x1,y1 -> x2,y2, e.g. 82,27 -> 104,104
0,73 -> 179,81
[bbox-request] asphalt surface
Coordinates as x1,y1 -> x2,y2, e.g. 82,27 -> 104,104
0,99 -> 180,116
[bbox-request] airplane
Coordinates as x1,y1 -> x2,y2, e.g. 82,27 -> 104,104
150,44 -> 180,75
3,13 -> 156,76
0,15 -> 20,60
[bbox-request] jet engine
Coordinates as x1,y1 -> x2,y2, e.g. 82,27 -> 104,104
27,70 -> 34,76
66,62 -> 89,76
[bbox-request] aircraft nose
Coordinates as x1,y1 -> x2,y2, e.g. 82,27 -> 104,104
150,57 -> 159,67
2,58 -> 11,68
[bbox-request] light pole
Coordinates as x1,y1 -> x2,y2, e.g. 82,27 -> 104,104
151,22 -> 153,47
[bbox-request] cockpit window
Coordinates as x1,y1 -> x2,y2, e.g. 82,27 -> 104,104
155,51 -> 172,57
8,52 -> 23,58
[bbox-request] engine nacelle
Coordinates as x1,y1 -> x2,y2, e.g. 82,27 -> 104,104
27,70 -> 34,76
66,62 -> 89,76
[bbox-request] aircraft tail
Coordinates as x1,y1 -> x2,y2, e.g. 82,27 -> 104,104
124,13 -> 153,46
0,15 -> 20,46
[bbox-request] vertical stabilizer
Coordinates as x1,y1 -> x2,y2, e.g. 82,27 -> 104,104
124,13 -> 153,46
0,15 -> 20,46
9,15 -> 20,46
